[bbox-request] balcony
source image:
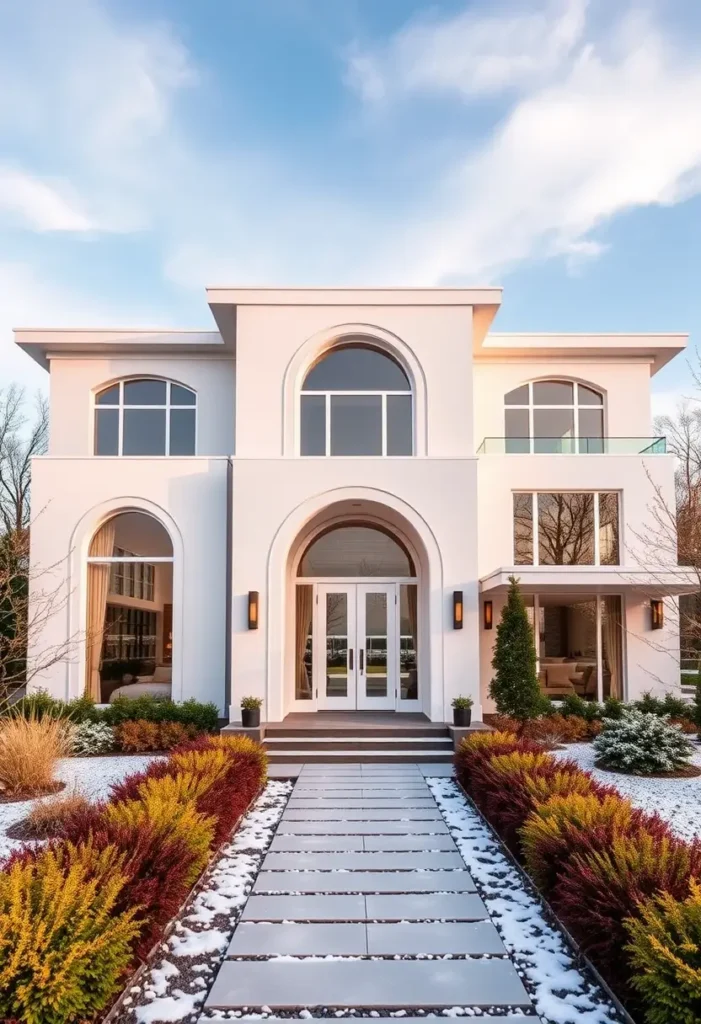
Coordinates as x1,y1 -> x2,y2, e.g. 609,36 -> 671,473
476,436 -> 667,455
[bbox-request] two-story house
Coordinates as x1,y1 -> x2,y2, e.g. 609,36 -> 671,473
16,287 -> 694,727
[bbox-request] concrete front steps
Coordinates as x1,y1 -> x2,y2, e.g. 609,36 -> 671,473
263,724 -> 454,763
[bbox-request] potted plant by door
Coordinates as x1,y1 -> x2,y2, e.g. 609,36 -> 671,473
241,696 -> 263,728
452,696 -> 473,727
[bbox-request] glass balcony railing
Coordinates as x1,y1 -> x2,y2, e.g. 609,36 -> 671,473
476,436 -> 667,455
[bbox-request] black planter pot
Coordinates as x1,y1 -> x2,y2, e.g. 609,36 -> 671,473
453,707 -> 472,727
241,708 -> 261,728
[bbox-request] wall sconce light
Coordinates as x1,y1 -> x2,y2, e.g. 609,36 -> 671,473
651,598 -> 664,630
248,591 -> 259,630
453,591 -> 463,630
483,599 -> 493,630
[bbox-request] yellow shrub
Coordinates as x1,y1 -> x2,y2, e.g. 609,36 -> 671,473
626,877 -> 701,1024
523,769 -> 597,805
521,793 -> 636,891
106,773 -> 216,885
169,746 -> 232,783
488,750 -> 552,778
0,842 -> 140,1024
460,729 -> 519,750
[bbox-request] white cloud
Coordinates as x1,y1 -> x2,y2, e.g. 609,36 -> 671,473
346,0 -> 588,103
0,168 -> 95,232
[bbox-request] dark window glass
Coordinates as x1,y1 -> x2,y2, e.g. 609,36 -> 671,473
304,345 -> 409,391
96,384 -> 120,405
599,492 -> 620,565
387,394 -> 412,455
122,409 -> 166,455
95,408 -> 119,455
330,395 -> 382,455
123,379 -> 167,405
578,384 -> 603,405
533,381 -> 573,405
505,409 -> 530,453
299,526 -> 414,577
538,493 -> 595,565
399,584 -> 418,699
169,409 -> 196,455
505,384 -> 529,405
513,493 -> 534,564
301,395 -> 326,455
170,383 -> 196,406
533,409 -> 575,452
579,407 -> 604,441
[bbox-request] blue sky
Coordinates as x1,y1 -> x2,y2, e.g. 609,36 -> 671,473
1,0 -> 700,416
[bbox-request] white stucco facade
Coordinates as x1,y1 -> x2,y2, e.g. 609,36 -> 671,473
17,287 -> 694,722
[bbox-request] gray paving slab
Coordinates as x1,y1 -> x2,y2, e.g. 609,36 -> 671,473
268,836 -> 367,852
366,893 -> 488,921
254,870 -> 476,893
418,764 -> 455,777
241,894 -> 366,921
278,820 -> 448,834
227,922 -> 367,956
287,799 -> 437,809
282,808 -> 443,821
261,851 -> 466,871
366,921 -> 505,955
267,764 -> 303,778
205,958 -> 531,1009
363,834 -> 458,851
293,786 -> 429,794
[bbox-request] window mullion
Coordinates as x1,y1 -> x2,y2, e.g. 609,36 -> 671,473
594,491 -> 600,565
118,382 -> 124,455
596,596 -> 603,702
382,394 -> 388,456
325,393 -> 331,457
165,389 -> 171,456
532,492 -> 538,566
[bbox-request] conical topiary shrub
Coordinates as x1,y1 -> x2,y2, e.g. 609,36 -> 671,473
489,575 -> 542,721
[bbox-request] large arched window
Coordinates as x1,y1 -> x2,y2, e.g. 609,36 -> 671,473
94,378 -> 196,456
504,379 -> 604,453
300,344 -> 413,456
298,525 -> 415,577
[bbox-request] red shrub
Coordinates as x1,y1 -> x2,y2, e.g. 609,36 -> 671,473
552,831 -> 701,995
109,758 -> 174,803
455,731 -> 540,803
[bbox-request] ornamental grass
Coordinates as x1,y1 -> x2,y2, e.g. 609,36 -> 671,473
0,712 -> 72,797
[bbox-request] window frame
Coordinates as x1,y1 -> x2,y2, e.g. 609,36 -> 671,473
512,490 -> 621,566
299,346 -> 414,457
93,378 -> 197,457
109,547 -> 156,601
504,380 -> 605,453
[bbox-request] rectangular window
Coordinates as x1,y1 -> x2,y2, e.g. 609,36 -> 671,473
102,605 -> 157,662
513,492 -> 619,566
169,409 -> 196,455
95,408 -> 119,455
532,409 -> 575,453
330,395 -> 383,456
386,394 -> 412,456
505,409 -> 530,454
122,409 -> 166,456
108,555 -> 156,602
300,394 -> 327,456
513,493 -> 534,564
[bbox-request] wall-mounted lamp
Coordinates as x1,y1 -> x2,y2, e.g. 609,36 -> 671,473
453,591 -> 463,630
483,599 -> 493,630
651,598 -> 664,630
248,591 -> 259,630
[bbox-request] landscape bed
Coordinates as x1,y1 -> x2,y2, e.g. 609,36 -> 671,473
0,733 -> 268,1024
456,730 -> 701,1024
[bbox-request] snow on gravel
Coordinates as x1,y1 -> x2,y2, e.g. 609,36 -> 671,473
116,779 -> 292,1024
0,754 -> 157,859
552,742 -> 701,842
427,778 -> 621,1024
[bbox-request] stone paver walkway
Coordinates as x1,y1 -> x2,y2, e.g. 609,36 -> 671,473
206,763 -> 540,1019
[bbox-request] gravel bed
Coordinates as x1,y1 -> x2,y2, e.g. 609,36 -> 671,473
552,742 -> 701,841
0,754 -> 157,858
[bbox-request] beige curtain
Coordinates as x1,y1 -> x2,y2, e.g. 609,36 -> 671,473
85,519 -> 116,700
603,596 -> 623,700
295,585 -> 314,700
405,584 -> 419,699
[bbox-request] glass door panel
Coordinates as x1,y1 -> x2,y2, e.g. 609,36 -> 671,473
357,584 -> 396,711
317,585 -> 356,710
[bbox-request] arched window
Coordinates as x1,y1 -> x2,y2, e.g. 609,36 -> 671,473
300,344 -> 412,456
298,525 -> 415,577
504,379 -> 604,453
94,378 -> 196,456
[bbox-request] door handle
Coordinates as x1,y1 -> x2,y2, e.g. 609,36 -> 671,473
359,649 -> 364,674
348,648 -> 354,670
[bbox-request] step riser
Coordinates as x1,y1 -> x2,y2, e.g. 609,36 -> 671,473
266,752 -> 454,763
266,741 -> 452,752
264,727 -> 449,738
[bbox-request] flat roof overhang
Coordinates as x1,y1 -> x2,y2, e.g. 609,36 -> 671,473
476,332 -> 688,374
14,329 -> 227,370
480,565 -> 701,596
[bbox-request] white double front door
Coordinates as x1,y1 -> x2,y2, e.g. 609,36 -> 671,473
317,583 -> 397,711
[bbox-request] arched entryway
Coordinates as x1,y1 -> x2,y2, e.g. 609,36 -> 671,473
283,498 -> 433,716
86,510 -> 174,702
